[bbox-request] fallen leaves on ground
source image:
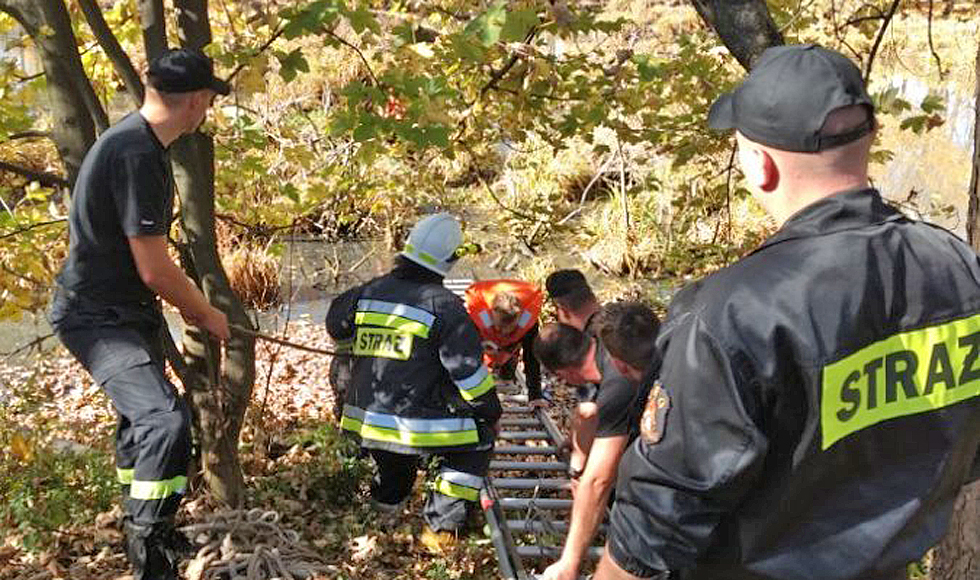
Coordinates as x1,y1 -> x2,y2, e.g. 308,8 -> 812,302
0,319 -> 504,580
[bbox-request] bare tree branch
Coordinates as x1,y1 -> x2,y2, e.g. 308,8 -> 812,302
78,0 -> 144,107
926,0 -> 947,80
0,160 -> 68,188
323,28 -> 381,88
0,217 -> 66,241
226,24 -> 286,83
863,0 -> 900,82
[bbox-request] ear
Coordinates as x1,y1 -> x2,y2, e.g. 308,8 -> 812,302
740,144 -> 779,193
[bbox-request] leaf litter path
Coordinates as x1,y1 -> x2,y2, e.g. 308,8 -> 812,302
0,320 -> 502,580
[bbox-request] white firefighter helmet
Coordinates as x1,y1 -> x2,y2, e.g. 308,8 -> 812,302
400,213 -> 463,276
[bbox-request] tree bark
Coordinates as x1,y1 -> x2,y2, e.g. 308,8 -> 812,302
932,481 -> 980,580
967,43 -> 980,252
139,0 -> 168,58
938,39 -> 980,580
0,0 -> 103,185
169,0 -> 255,509
77,0 -> 144,107
688,0 -> 783,70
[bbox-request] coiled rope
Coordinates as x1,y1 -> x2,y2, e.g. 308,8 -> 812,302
179,508 -> 336,580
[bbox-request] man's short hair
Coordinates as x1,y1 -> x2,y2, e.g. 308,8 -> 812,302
545,269 -> 596,313
534,323 -> 591,371
597,301 -> 661,371
491,290 -> 522,327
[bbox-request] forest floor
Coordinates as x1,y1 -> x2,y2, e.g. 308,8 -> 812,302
0,320 -> 582,580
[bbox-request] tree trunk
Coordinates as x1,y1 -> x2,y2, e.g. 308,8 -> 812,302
139,0 -> 168,58
967,43 -> 980,251
0,0 -> 103,185
932,481 -> 980,580
688,0 -> 783,70
937,39 -> 980,580
169,0 -> 255,509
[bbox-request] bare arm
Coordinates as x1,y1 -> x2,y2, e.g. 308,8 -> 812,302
128,235 -> 229,340
540,434 -> 628,580
570,401 -> 598,475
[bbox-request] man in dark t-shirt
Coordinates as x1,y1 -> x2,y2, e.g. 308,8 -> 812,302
534,323 -> 638,580
49,48 -> 230,580
595,301 -> 662,445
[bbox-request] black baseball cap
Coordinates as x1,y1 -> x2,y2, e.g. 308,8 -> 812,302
708,44 -> 874,152
546,269 -> 590,299
147,48 -> 230,95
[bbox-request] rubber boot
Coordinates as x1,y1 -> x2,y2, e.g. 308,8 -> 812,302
123,519 -> 179,580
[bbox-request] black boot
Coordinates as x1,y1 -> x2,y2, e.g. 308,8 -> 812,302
123,519 -> 179,580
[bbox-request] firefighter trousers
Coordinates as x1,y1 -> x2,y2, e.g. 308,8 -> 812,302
369,447 -> 492,532
56,323 -> 191,525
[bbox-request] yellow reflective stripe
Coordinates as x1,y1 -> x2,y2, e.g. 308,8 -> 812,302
355,311 -> 430,338
129,475 -> 188,500
341,416 -> 479,447
117,468 -> 134,484
459,372 -> 494,401
821,311 -> 980,449
435,478 -> 480,501
405,243 -> 439,266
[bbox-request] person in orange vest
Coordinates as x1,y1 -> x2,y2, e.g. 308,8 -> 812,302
465,279 -> 547,407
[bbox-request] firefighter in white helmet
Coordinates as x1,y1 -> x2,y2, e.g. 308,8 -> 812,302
326,213 -> 501,550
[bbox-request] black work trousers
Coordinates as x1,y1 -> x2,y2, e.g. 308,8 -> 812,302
55,319 -> 191,525
369,447 -> 492,531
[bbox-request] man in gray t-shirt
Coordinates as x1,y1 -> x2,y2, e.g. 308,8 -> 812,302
49,48 -> 230,580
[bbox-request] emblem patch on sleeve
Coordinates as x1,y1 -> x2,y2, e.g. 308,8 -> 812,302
640,381 -> 670,444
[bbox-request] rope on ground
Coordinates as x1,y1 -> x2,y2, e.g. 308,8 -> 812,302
230,323 -> 338,357
179,508 -> 338,580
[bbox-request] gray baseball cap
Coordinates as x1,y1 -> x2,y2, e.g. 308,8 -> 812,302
708,44 -> 874,152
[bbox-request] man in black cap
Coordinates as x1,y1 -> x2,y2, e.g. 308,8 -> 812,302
597,44 -> 980,580
49,47 -> 231,580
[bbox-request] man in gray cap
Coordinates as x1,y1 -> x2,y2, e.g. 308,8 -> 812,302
597,44 -> 980,580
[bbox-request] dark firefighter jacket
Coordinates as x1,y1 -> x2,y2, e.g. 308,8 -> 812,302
326,259 -> 502,455
609,189 -> 980,580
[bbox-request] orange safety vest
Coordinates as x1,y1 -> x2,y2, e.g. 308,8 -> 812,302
464,279 -> 544,369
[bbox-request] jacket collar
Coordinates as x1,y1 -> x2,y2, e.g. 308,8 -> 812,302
754,188 -> 903,254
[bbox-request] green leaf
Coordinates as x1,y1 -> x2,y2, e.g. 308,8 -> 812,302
353,116 -> 378,141
343,5 -> 380,34
501,9 -> 539,43
281,1 -> 341,39
281,183 -> 300,203
463,2 -> 507,47
276,49 -> 309,83
920,93 -> 945,115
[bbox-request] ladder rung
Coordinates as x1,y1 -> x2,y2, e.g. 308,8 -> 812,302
502,406 -> 534,414
490,478 -> 570,490
494,445 -> 558,455
516,546 -> 604,560
500,417 -> 542,427
490,461 -> 567,472
499,498 -> 572,510
498,430 -> 549,440
506,519 -> 567,534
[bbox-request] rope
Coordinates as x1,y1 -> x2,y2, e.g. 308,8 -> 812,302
180,508 -> 338,580
230,323 -> 338,356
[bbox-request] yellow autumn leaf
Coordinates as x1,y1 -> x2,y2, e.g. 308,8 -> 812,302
11,431 -> 34,462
